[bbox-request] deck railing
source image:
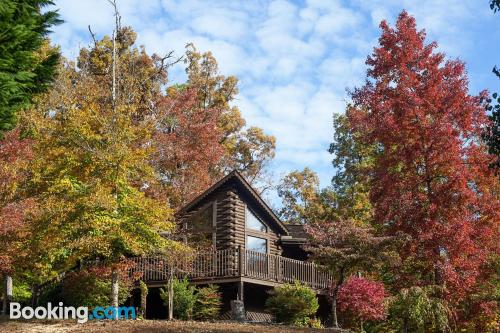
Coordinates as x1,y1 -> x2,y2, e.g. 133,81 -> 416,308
130,247 -> 332,290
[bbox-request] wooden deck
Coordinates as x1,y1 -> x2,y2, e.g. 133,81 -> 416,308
130,247 -> 332,291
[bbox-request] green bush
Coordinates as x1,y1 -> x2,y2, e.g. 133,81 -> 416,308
160,278 -> 197,320
194,284 -> 222,321
265,281 -> 319,326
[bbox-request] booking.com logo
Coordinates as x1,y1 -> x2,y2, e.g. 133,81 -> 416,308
10,302 -> 136,323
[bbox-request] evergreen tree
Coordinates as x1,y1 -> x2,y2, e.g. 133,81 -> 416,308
0,0 -> 61,135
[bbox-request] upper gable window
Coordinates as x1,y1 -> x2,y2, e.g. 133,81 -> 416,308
246,207 -> 267,232
191,204 -> 213,231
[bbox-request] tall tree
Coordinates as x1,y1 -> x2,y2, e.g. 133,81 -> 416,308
484,1 -> 500,171
349,11 -> 500,302
24,28 -> 177,287
184,45 -> 276,188
277,168 -> 339,225
152,85 -> 224,208
329,113 -> 374,225
0,0 -> 61,135
277,168 -> 322,224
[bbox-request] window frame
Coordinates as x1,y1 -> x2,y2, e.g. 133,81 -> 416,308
184,200 -> 217,249
246,235 -> 268,254
244,204 -> 270,255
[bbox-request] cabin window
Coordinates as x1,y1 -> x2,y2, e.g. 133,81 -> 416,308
246,236 -> 267,253
186,202 -> 216,250
246,207 -> 267,232
191,204 -> 213,231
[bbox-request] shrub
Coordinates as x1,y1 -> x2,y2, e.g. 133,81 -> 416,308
265,281 -> 319,326
61,266 -> 132,308
338,276 -> 387,322
193,284 -> 222,321
160,278 -> 197,320
387,286 -> 451,333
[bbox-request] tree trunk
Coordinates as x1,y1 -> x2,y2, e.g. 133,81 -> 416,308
167,272 -> 174,320
403,318 -> 409,333
140,281 -> 148,319
2,276 -> 12,317
111,269 -> 119,320
330,268 -> 345,328
31,285 -> 39,307
331,292 -> 339,328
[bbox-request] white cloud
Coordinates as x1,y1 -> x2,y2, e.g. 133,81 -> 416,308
48,0 -> 500,199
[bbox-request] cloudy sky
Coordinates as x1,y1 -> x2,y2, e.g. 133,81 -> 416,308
49,0 -> 500,195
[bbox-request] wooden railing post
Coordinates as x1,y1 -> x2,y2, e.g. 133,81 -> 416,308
238,245 -> 244,277
311,264 -> 316,289
129,250 -> 333,292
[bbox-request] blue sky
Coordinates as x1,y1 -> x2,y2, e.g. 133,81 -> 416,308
49,0 -> 500,198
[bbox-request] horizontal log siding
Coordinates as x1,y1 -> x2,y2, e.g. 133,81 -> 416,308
179,184 -> 283,261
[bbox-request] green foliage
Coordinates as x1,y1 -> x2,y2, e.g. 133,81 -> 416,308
160,280 -> 222,321
160,278 -> 197,320
0,0 -> 61,134
387,286 -> 451,333
265,282 -> 319,326
193,284 -> 222,321
61,268 -> 132,308
12,281 -> 32,303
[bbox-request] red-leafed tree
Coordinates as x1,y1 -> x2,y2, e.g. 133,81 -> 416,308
152,86 -> 224,208
349,11 -> 500,302
338,276 -> 387,330
0,129 -> 34,275
304,219 -> 394,328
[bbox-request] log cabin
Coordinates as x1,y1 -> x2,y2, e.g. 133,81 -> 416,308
131,170 -> 331,320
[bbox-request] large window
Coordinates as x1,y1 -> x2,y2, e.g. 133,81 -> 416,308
246,207 -> 267,232
246,236 -> 267,253
187,203 -> 215,250
191,204 -> 213,231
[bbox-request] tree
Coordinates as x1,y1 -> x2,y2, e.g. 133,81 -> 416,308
349,11 -> 500,302
193,284 -> 222,321
277,168 -> 321,224
151,86 -> 224,208
0,129 -> 33,276
304,219 -> 394,328
24,27 -> 177,296
184,45 -> 276,189
329,113 -> 374,225
0,0 -> 61,135
484,3 -> 500,171
337,276 -> 387,331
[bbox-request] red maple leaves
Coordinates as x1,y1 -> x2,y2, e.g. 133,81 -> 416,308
349,11 -> 500,301
338,276 -> 387,322
0,129 -> 34,274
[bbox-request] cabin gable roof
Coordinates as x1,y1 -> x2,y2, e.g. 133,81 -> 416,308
178,170 -> 289,235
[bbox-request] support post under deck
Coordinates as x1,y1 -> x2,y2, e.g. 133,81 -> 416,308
237,280 -> 244,302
